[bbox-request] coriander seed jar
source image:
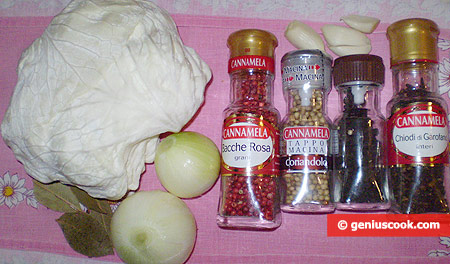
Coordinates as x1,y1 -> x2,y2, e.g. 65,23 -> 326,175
217,29 -> 281,229
332,54 -> 389,211
280,50 -> 334,213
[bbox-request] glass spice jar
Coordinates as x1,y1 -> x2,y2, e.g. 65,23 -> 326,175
217,29 -> 281,229
332,54 -> 389,211
280,50 -> 335,213
386,18 -> 450,214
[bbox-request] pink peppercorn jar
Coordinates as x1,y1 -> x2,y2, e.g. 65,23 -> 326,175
217,29 -> 281,229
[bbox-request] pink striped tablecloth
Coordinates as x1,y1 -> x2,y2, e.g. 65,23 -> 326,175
1,14 -> 450,264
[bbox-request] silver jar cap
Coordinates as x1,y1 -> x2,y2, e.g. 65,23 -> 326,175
281,49 -> 332,92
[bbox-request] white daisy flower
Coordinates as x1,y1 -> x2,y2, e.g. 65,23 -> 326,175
428,249 -> 450,257
331,0 -> 385,15
24,189 -> 38,209
438,38 -> 450,51
0,172 -> 27,208
421,0 -> 450,23
439,58 -> 450,97
0,0 -> 15,9
110,202 -> 120,213
440,237 -> 450,248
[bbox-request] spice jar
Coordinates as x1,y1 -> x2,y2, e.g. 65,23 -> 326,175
280,50 -> 334,213
332,54 -> 389,211
217,29 -> 281,229
386,18 -> 450,214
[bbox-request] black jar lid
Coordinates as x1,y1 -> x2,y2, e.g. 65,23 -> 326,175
333,54 -> 385,87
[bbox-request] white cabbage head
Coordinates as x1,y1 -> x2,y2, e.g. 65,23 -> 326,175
1,0 -> 212,200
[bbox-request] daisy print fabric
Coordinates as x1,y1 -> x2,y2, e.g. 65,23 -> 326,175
0,0 -> 449,26
0,1 -> 450,263
439,38 -> 450,97
0,172 -> 37,209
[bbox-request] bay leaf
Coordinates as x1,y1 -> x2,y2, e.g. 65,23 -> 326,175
70,186 -> 112,215
33,180 -> 81,213
56,212 -> 114,257
90,210 -> 113,237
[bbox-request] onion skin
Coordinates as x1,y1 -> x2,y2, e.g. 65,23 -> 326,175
155,131 -> 220,198
111,190 -> 197,264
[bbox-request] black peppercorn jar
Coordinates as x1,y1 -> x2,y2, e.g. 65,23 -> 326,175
332,54 -> 389,211
217,29 -> 281,229
386,19 -> 449,214
280,50 -> 335,213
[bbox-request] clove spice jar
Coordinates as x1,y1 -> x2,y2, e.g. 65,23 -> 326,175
280,50 -> 334,213
386,18 -> 450,214
332,54 -> 389,211
217,29 -> 281,229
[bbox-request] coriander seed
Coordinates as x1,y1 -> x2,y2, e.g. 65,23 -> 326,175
280,50 -> 334,213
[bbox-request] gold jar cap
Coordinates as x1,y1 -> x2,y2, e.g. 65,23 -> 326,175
227,29 -> 278,58
386,18 -> 439,67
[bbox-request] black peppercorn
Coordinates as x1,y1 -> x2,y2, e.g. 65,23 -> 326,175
332,54 -> 389,211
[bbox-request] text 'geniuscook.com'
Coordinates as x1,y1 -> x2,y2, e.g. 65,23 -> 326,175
327,214 -> 450,237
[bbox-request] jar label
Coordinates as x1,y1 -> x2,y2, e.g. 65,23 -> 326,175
228,55 -> 274,73
281,63 -> 326,87
221,115 -> 279,176
281,126 -> 330,172
387,103 -> 449,165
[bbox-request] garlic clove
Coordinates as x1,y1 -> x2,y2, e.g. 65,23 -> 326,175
341,14 -> 380,34
328,44 -> 372,56
321,24 -> 370,47
285,20 -> 325,51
